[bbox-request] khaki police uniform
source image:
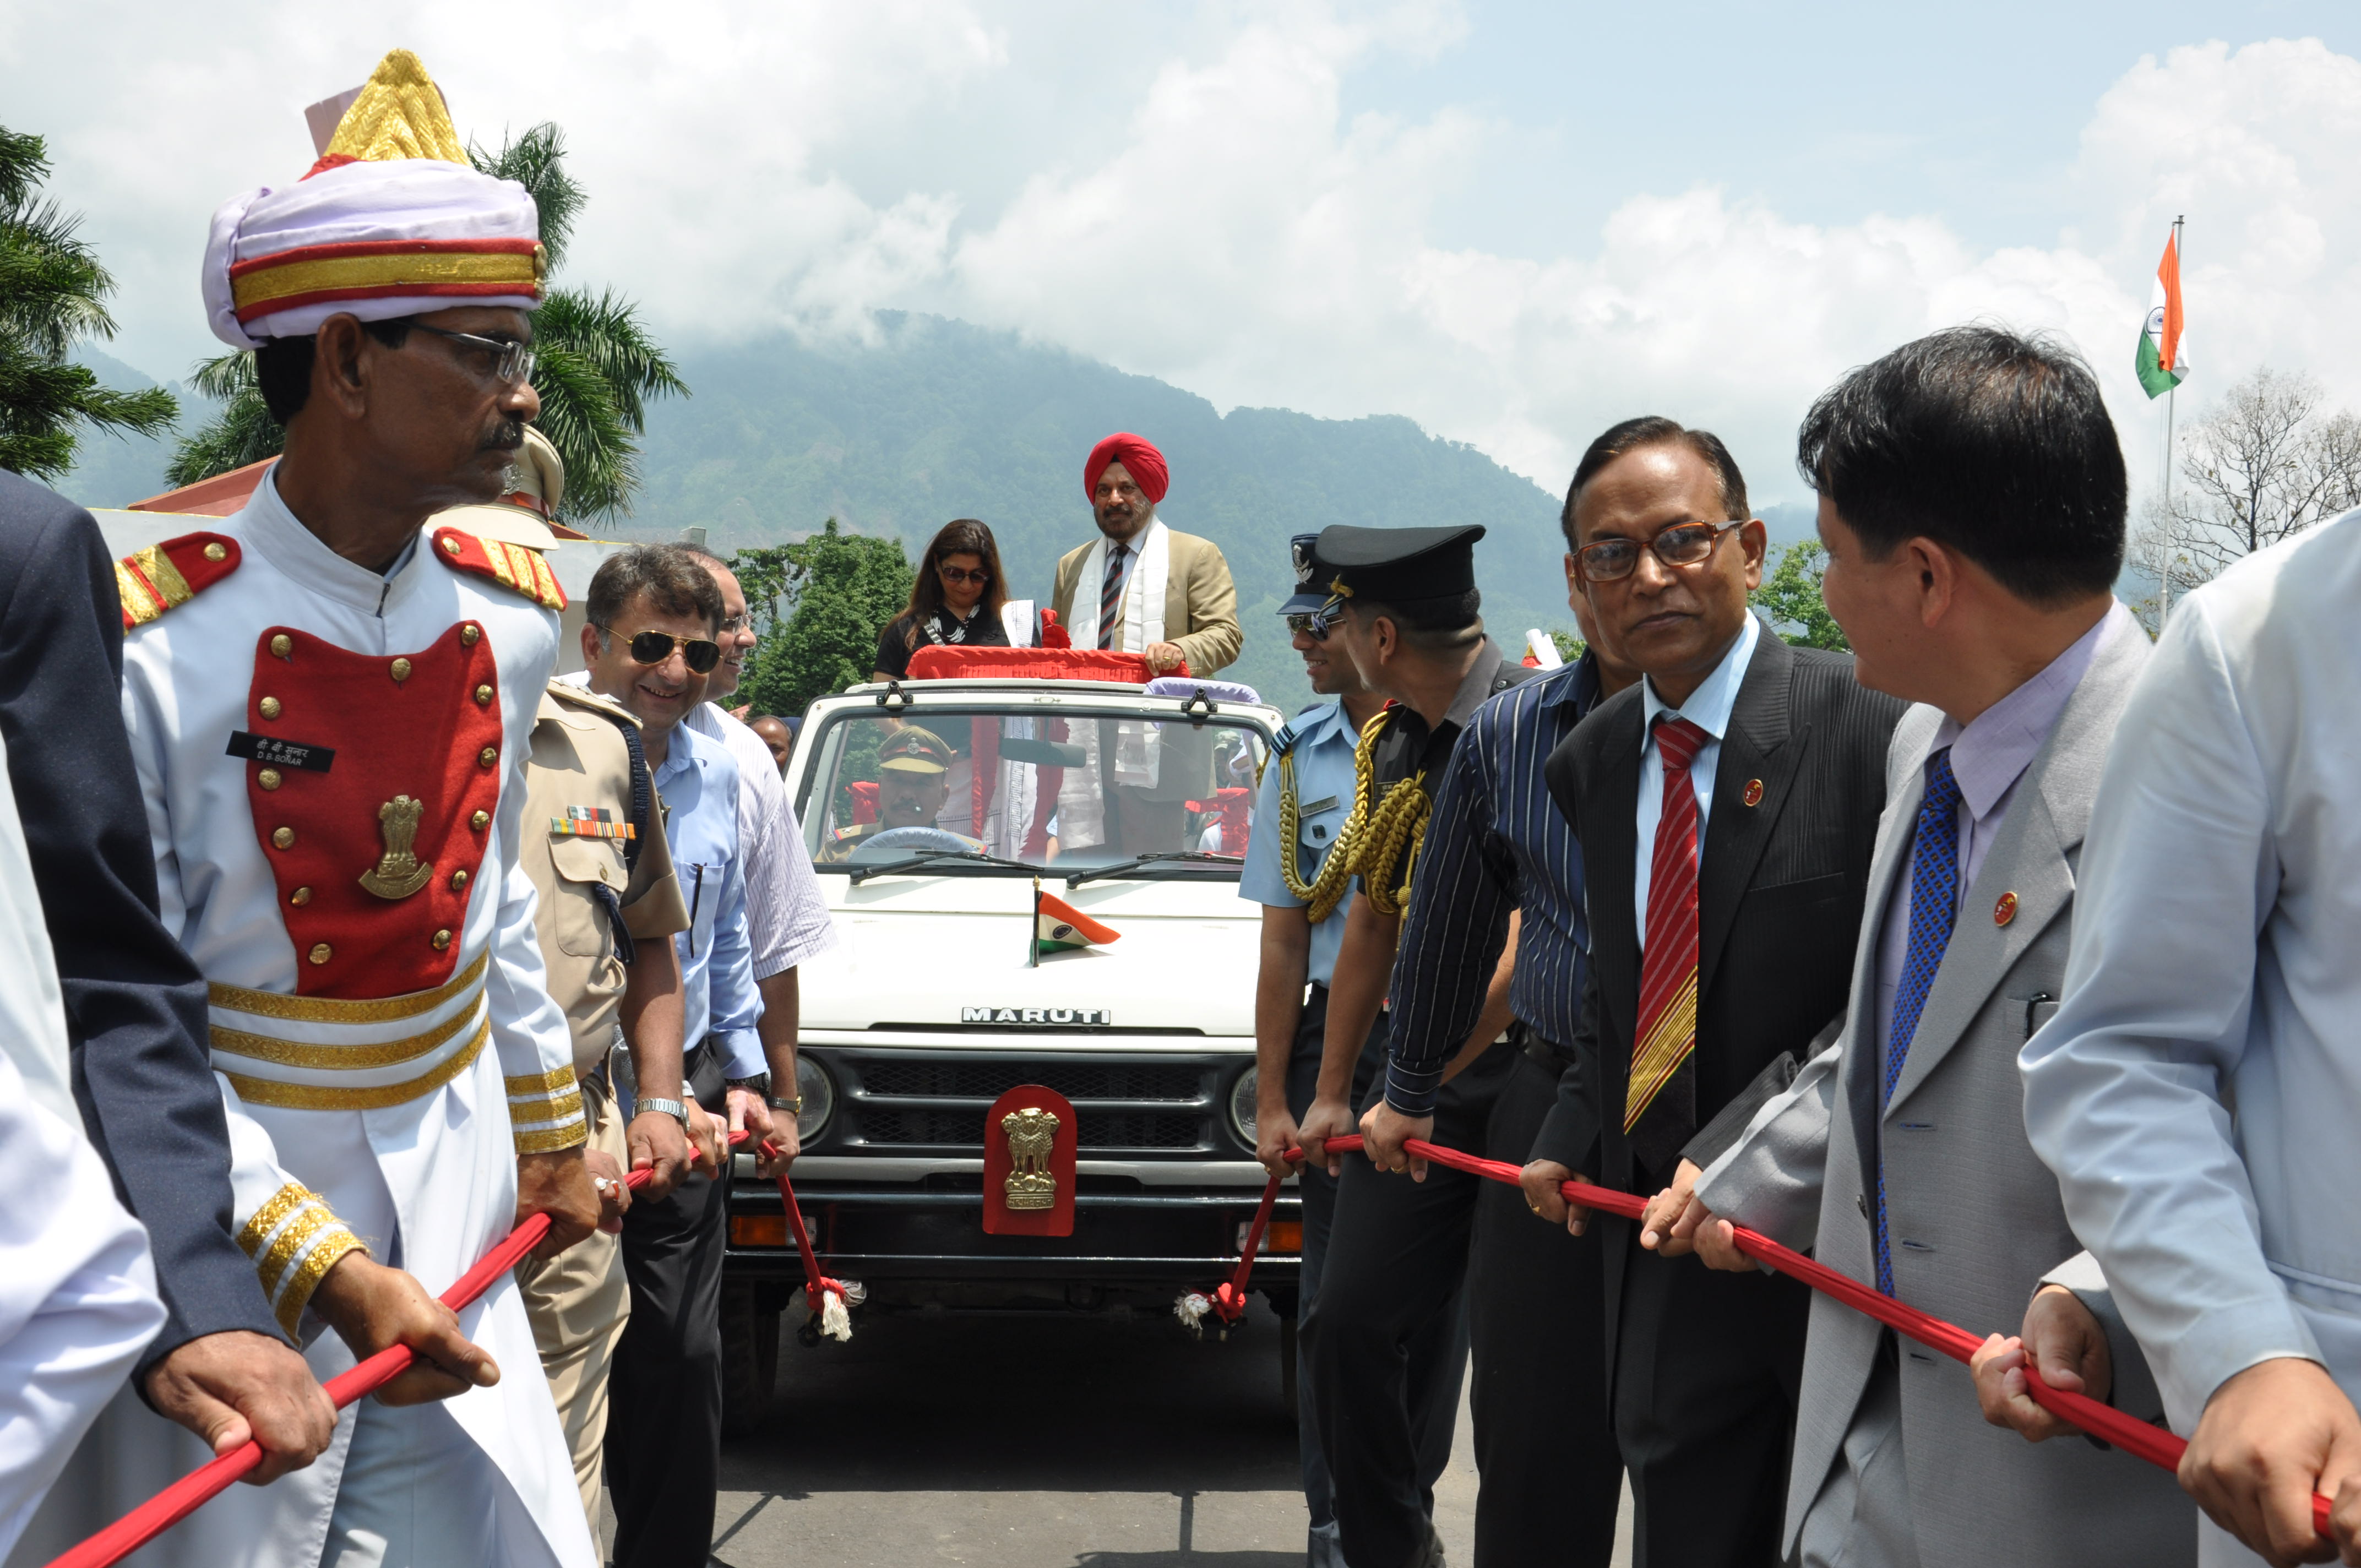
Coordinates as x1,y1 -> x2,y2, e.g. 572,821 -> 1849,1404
514,677 -> 689,1534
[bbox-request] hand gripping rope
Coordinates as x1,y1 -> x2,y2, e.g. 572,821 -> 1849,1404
46,1131 -> 858,1568
1182,1133 -> 2337,1538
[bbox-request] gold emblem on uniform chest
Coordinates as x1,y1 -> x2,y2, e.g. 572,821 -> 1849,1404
358,794 -> 436,899
1001,1107 -> 1060,1211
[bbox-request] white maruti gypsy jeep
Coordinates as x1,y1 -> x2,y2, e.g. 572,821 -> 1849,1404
720,669 -> 1307,1428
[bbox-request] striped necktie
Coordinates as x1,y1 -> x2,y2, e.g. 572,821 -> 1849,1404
1876,747 -> 1961,1295
1628,714 -> 1709,1170
1097,542 -> 1129,650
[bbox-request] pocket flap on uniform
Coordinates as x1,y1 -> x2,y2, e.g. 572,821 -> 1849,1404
549,834 -> 625,890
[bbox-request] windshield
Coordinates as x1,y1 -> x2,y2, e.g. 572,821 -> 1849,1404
798,705 -> 1271,878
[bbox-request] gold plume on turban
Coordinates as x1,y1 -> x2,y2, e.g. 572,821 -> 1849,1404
322,50 -> 466,166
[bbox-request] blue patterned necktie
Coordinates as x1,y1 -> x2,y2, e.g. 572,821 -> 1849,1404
1876,747 -> 1961,1295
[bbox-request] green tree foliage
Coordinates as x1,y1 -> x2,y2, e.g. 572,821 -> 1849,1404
0,126 -> 176,481
165,123 -> 683,522
1750,539 -> 1849,651
732,521 -> 915,718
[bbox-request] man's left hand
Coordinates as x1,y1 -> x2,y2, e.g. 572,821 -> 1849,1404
514,1148 -> 600,1260
1643,1158 -> 1753,1270
1972,1284 -> 2112,1443
1143,641 -> 1185,674
755,1113 -> 799,1178
1360,1102 -> 1433,1180
726,1086 -> 776,1161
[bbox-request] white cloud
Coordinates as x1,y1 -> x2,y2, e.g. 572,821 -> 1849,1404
13,7 -> 2361,504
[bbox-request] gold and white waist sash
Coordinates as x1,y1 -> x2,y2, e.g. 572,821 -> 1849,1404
208,951 -> 490,1112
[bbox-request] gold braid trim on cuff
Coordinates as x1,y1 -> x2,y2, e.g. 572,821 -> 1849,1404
236,1182 -> 317,1257
275,1227 -> 366,1338
513,1115 -> 589,1154
503,1066 -> 578,1098
256,1206 -> 339,1299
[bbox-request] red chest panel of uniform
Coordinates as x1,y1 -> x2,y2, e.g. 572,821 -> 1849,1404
244,622 -> 504,998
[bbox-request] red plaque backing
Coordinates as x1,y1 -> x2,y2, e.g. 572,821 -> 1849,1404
982,1085 -> 1078,1237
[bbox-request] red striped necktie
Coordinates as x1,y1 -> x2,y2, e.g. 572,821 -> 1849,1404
1629,714 -> 1709,1170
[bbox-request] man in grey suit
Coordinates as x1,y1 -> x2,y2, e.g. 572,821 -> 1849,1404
1644,325 -> 2195,1566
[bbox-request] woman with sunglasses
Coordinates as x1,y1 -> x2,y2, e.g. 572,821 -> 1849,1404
872,519 -> 1013,683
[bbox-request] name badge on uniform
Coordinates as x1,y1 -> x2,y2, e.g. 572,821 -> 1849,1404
225,731 -> 334,772
1299,794 -> 1339,816
549,805 -> 634,840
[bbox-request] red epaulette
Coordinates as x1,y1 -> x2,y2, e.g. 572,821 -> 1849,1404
118,532 -> 240,630
431,526 -> 566,611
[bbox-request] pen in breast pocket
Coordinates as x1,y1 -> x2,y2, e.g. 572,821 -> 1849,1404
687,863 -> 706,957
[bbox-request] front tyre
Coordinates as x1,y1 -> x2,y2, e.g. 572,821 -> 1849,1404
719,1278 -> 781,1436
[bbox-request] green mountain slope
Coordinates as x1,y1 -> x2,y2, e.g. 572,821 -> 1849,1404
626,313 -> 1578,713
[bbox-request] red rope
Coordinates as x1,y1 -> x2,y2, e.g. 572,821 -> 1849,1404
1210,1133 -> 2332,1537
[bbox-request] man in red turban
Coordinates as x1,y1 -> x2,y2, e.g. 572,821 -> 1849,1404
1050,432 -> 1243,851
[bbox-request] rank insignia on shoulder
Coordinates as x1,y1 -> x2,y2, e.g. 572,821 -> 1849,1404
431,526 -> 566,611
118,532 -> 240,629
550,807 -> 634,841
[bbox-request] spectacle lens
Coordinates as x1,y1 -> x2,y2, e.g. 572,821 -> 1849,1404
1576,520 -> 1742,581
1285,613 -> 1332,641
938,565 -> 991,586
402,320 -> 536,386
614,628 -> 722,673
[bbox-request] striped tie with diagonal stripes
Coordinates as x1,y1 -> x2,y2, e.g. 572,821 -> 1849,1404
1098,542 -> 1130,650
1628,714 -> 1709,1167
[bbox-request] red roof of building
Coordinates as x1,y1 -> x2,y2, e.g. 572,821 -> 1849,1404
128,459 -> 274,516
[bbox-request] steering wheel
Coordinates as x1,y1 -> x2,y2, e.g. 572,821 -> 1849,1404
853,825 -> 983,856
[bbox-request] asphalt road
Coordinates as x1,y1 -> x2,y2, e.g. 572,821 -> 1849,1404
654,1298 -> 1634,1568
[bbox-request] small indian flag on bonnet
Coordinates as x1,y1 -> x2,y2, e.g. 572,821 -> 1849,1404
1033,880 -> 1119,962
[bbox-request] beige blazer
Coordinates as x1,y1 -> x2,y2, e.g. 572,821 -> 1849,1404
1050,524 -> 1241,675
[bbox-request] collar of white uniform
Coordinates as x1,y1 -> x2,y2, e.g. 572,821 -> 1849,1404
240,466 -> 431,616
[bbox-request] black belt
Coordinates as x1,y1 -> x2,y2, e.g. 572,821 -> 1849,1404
1515,1020 -> 1579,1072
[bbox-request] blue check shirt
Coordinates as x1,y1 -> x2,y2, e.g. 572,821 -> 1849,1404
1384,654 -> 1603,1115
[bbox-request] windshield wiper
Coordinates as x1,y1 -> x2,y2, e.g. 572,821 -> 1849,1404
846,847 -> 1037,885
1063,850 -> 1240,889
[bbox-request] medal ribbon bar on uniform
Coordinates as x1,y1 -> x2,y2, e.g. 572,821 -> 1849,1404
548,805 -> 634,840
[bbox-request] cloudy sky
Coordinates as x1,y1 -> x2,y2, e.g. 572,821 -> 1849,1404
10,1 -> 2360,504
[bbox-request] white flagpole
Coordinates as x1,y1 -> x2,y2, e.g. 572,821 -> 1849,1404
2160,214 -> 2183,624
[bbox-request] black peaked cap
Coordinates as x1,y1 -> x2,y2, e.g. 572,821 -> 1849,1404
1314,524 -> 1485,602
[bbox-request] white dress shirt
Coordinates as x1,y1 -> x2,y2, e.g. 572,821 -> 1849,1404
1634,611 -> 1760,939
686,703 -> 836,981
1872,601 -> 2129,1066
2022,509 -> 2361,1452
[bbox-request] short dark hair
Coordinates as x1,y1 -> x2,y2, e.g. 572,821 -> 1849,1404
1796,325 -> 2125,603
586,543 -> 725,635
1348,589 -> 1482,653
1561,417 -> 1750,547
254,319 -> 413,425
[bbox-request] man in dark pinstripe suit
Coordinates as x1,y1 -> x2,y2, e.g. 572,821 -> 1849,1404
1521,420 -> 1904,1567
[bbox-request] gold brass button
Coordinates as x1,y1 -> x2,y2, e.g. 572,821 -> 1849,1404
203,542 -> 227,562
431,929 -> 453,951
449,868 -> 470,892
461,623 -> 481,647
390,657 -> 412,682
474,684 -> 493,706
443,537 -> 464,556
257,768 -> 282,791
477,746 -> 498,768
307,943 -> 331,965
258,696 -> 282,720
470,810 -> 490,831
291,886 -> 312,906
271,826 -> 295,850
270,634 -> 293,660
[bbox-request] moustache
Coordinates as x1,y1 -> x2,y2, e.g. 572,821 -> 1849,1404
478,418 -> 526,455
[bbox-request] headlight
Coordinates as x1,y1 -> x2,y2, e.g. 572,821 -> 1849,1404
796,1055 -> 835,1143
1229,1066 -> 1258,1147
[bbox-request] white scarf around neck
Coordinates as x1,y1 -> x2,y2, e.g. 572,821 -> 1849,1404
1069,516 -> 1170,654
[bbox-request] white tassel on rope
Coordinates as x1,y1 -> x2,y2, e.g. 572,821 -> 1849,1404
1173,1292 -> 1212,1339
792,1280 -> 864,1343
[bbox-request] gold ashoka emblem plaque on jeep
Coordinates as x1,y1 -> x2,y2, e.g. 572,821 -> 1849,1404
1002,1106 -> 1060,1211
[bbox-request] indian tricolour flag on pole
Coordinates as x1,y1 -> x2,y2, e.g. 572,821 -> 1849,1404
1032,880 -> 1119,963
2136,228 -> 2189,399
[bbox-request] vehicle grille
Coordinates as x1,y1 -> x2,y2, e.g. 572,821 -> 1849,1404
829,1049 -> 1234,1154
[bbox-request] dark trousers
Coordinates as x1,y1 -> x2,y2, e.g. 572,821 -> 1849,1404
608,1042 -> 730,1568
1286,986 -> 1394,1536
1468,1045 -> 1622,1568
1303,1042 -> 1504,1568
1611,1169 -> 1810,1568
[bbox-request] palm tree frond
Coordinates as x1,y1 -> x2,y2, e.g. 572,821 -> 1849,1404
469,124 -> 585,274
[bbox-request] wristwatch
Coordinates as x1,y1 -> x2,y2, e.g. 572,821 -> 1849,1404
766,1094 -> 804,1115
725,1072 -> 771,1096
637,1096 -> 689,1127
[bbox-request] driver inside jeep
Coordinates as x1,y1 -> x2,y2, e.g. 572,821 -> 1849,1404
815,725 -> 979,863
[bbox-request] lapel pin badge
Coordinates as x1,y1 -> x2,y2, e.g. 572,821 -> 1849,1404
1994,891 -> 2019,927
1742,777 -> 1764,808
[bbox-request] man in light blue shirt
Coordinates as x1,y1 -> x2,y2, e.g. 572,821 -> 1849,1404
577,544 -> 772,1568
1240,535 -> 1446,1568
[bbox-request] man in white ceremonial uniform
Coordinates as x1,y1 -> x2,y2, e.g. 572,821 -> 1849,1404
0,724 -> 168,1560
10,52 -> 603,1568
1646,329 -> 2193,1567
2019,520 -> 2361,1556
